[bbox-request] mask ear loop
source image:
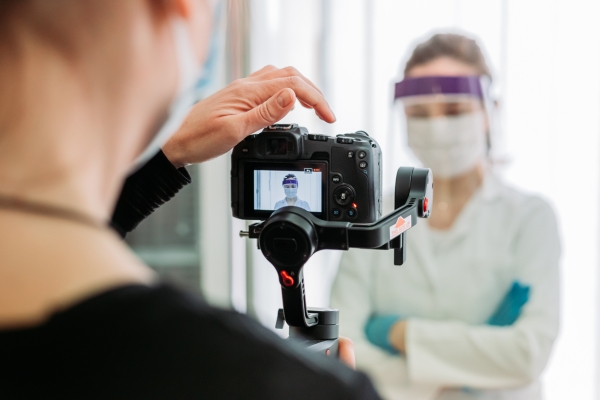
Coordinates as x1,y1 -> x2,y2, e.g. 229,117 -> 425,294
128,19 -> 201,173
195,1 -> 223,95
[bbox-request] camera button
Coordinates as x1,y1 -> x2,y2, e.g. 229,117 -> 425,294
333,185 -> 355,206
359,161 -> 368,169
336,137 -> 354,144
347,151 -> 354,158
332,208 -> 341,217
332,174 -> 342,184
358,151 -> 367,159
347,209 -> 357,218
308,134 -> 328,141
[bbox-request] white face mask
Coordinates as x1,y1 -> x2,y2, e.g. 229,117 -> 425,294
406,112 -> 487,179
129,19 -> 203,173
284,187 -> 298,199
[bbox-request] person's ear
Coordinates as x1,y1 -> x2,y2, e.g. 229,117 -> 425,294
149,0 -> 211,65
148,0 -> 192,19
171,0 -> 193,18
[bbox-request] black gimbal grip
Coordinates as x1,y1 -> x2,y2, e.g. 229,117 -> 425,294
281,271 -> 318,327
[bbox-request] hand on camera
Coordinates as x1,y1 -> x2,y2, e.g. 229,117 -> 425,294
162,65 -> 336,168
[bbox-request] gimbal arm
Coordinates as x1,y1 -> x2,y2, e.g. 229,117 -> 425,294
242,167 -> 433,328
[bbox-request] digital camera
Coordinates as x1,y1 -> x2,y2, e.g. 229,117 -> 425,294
231,124 -> 382,223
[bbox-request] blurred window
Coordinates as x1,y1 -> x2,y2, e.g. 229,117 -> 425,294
125,167 -> 201,293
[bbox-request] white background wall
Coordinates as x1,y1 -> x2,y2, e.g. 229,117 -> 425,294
244,0 -> 600,397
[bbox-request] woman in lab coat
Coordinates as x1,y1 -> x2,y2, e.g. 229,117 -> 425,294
330,33 -> 560,400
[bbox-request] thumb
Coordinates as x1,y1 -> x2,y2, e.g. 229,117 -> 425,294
338,336 -> 356,369
241,88 -> 296,133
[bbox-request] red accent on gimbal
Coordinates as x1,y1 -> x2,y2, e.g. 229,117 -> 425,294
280,271 -> 295,287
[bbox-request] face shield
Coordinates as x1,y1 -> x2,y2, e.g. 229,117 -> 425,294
393,76 -> 494,179
283,176 -> 299,199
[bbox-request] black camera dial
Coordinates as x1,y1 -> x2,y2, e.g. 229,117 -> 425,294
333,185 -> 355,206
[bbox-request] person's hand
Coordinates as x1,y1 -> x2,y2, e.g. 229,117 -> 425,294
364,314 -> 403,354
162,65 -> 336,167
338,336 -> 356,369
389,320 -> 407,353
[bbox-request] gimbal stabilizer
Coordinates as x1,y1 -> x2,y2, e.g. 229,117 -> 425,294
240,167 -> 433,356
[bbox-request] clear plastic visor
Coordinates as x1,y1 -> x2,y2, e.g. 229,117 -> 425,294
400,94 -> 484,119
383,75 -> 498,190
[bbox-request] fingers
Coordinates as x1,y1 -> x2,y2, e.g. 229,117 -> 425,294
298,100 -> 312,109
248,65 -> 278,77
250,66 -> 324,96
337,337 -> 356,369
239,88 -> 297,134
247,66 -> 334,119
261,76 -> 335,122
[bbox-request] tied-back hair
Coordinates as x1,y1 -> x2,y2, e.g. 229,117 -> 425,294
404,33 -> 492,81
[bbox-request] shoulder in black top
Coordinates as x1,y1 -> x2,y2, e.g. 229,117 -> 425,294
0,285 -> 380,400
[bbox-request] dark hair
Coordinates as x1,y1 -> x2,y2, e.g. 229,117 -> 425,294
404,33 -> 492,80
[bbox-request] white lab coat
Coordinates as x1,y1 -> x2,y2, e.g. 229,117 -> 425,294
330,173 -> 561,400
274,198 -> 311,211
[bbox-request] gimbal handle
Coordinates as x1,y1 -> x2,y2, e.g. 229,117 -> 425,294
245,167 -> 433,328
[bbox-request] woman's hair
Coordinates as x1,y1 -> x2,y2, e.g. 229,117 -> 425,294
404,33 -> 492,80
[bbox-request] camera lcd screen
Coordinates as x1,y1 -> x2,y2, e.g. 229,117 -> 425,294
254,168 -> 323,212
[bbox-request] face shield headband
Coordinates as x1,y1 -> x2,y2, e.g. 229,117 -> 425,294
394,75 -> 489,102
283,177 -> 298,186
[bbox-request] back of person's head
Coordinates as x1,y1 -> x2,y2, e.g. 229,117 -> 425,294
0,0 -> 211,176
0,0 -> 152,135
0,0 -> 141,59
404,33 -> 492,80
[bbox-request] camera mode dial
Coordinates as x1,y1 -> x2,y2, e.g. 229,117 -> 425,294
333,185 -> 355,206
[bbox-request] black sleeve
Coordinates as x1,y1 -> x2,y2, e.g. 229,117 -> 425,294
110,150 -> 192,237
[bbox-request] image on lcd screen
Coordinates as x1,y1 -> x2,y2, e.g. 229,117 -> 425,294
254,169 -> 322,212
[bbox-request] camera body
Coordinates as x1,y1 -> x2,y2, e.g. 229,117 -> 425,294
231,124 -> 382,223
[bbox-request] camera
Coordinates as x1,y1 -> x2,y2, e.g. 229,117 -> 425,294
231,124 -> 382,223
232,123 -> 433,358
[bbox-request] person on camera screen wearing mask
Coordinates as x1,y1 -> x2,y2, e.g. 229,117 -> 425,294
273,174 -> 312,212
331,32 -> 561,400
0,1 -> 380,398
